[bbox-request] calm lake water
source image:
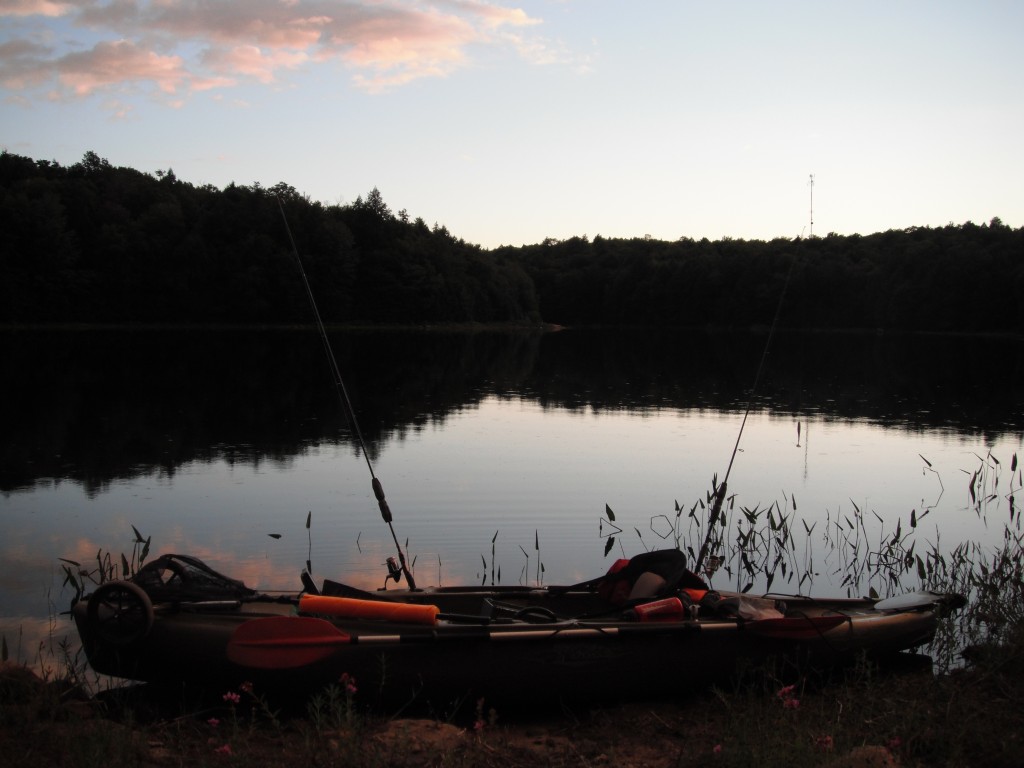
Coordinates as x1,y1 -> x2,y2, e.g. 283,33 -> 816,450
1,327 -> 1021,669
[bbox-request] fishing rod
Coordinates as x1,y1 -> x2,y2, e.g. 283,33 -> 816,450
694,244 -> 801,574
276,198 -> 417,590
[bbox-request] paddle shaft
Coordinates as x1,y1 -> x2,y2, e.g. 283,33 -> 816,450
245,613 -> 849,641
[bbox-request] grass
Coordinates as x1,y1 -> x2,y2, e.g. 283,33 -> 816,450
3,633 -> 1024,767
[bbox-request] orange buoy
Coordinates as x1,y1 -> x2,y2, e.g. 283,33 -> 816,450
631,596 -> 685,622
299,595 -> 439,625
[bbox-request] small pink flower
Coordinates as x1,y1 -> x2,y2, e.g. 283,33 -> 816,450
222,691 -> 241,704
816,735 -> 834,752
239,681 -> 253,694
776,684 -> 796,699
713,744 -> 723,755
340,672 -> 357,695
214,743 -> 233,755
207,717 -> 220,727
473,696 -> 487,732
783,697 -> 800,710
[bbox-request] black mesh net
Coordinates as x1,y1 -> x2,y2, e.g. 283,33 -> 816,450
131,554 -> 257,603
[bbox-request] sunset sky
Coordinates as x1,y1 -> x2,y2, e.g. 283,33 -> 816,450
2,1 -> 1021,248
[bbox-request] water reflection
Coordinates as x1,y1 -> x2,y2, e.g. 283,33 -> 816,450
2,328 -> 1020,494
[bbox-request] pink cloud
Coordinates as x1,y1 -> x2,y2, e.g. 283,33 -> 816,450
337,13 -> 472,69
0,38 -> 55,89
1,0 -> 546,103
144,1 -> 336,49
446,0 -> 539,30
0,0 -> 73,18
57,39 -> 186,95
202,44 -> 308,83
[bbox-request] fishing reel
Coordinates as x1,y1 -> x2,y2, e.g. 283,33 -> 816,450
384,556 -> 403,587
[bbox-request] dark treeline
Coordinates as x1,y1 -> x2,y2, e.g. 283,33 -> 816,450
2,150 -> 1021,333
0,151 -> 538,325
497,226 -> 1024,333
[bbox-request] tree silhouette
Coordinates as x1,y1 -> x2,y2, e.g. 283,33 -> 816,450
1,149 -> 1020,333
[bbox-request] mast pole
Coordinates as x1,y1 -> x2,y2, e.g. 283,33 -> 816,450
809,174 -> 814,237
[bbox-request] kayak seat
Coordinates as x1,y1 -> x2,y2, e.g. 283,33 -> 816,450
597,549 -> 708,606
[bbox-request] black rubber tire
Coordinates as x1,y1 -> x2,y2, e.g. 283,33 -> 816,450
85,581 -> 155,646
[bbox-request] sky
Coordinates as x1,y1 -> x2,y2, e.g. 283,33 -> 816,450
1,1 -> 1022,249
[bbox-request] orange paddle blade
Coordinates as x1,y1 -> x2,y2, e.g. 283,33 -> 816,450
228,616 -> 351,670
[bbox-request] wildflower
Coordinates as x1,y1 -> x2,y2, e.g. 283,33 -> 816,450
815,735 -> 834,752
340,672 -> 357,695
207,717 -> 220,727
214,743 -> 233,755
713,744 -> 723,755
777,683 -> 799,709
473,697 -> 488,732
239,681 -> 254,694
222,691 -> 241,704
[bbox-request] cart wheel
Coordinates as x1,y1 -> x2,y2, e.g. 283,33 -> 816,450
86,581 -> 154,646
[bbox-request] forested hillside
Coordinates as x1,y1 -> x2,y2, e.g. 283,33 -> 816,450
2,150 -> 1021,333
0,151 -> 538,325
498,223 -> 1023,333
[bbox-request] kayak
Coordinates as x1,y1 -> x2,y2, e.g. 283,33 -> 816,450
73,552 -> 966,705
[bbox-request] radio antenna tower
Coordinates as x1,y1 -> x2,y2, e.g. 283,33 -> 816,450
808,174 -> 815,237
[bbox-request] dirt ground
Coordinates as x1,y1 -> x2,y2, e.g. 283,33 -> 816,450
2,662 -> 905,767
